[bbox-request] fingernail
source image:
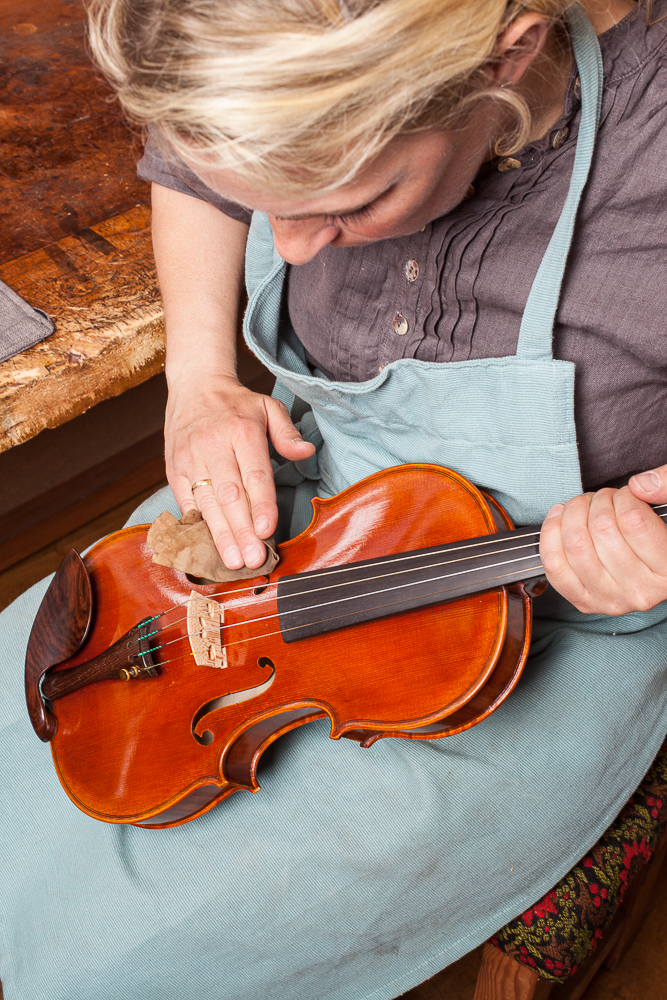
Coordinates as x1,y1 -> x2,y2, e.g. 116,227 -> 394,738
255,516 -> 270,535
632,471 -> 660,495
244,545 -> 265,567
223,545 -> 243,569
292,435 -> 304,443
546,503 -> 565,519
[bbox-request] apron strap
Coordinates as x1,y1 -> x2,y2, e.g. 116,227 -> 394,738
516,3 -> 603,361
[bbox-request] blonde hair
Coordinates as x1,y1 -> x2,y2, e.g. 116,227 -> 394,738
88,0 -> 572,193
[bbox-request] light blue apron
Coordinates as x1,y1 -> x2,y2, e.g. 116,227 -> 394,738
1,8 -> 667,1000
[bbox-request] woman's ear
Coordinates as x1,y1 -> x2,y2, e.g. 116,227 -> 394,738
490,14 -> 551,87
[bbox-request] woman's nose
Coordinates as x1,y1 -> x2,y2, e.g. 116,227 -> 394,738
268,216 -> 340,264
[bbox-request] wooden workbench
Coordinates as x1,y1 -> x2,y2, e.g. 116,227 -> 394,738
0,205 -> 164,451
0,0 -> 164,452
0,0 -> 270,572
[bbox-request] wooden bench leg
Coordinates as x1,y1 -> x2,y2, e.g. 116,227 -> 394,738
472,942 -> 554,1000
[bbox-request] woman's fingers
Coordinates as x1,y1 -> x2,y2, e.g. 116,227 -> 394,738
195,394 -> 316,569
169,464 -> 253,570
622,465 -> 667,579
564,490 -> 653,613
191,441 -> 275,570
265,396 -> 316,461
609,486 -> 667,582
170,470 -> 201,516
165,381 -> 295,569
540,481 -> 667,615
540,494 -> 600,611
196,478 -> 260,570
629,463 -> 667,506
212,459 -> 276,569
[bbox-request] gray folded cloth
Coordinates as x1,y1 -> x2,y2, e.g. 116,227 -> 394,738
0,279 -> 55,363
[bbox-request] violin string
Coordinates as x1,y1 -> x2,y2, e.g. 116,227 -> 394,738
147,559 -> 546,661
141,502 -> 667,631
264,531 -> 539,586
143,649 -> 194,671
140,550 -> 544,659
138,580 -> 271,629
136,526 -> 543,634
135,537 -> 541,645
274,500 -> 667,589
258,541 -> 540,602
222,502 -> 667,590
136,505 -> 667,652
223,561 -> 545,648
226,501 -> 667,641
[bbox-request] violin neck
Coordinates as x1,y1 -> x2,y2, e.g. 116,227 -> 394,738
276,501 -> 667,643
277,524 -> 544,644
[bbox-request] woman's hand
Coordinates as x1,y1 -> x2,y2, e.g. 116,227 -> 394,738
540,465 -> 667,615
166,374 -> 315,570
150,185 -> 317,570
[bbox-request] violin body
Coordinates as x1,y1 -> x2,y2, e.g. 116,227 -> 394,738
25,464 -> 539,827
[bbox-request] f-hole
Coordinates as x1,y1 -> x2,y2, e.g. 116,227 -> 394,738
254,577 -> 270,596
191,656 -> 277,746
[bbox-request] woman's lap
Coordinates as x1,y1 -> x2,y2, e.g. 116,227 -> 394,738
1,486 -> 666,1000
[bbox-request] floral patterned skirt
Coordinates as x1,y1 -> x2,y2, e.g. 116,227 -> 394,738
492,738 -> 667,980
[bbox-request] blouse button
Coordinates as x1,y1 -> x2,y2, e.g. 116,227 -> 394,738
392,314 -> 409,336
573,76 -> 581,101
498,157 -> 522,172
404,259 -> 419,282
552,126 -> 570,149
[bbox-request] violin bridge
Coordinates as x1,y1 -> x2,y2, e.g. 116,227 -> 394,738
187,592 -> 227,670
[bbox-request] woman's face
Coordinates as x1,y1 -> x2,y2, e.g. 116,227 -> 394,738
184,105 -> 501,265
182,11 -> 572,263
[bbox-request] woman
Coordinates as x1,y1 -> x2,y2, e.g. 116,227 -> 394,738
1,1 -> 667,997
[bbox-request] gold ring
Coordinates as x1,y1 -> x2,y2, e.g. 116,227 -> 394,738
191,478 -> 213,492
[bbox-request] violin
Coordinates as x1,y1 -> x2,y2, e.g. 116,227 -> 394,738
25,464 -> 548,828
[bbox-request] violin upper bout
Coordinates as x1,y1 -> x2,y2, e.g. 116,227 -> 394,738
25,549 -> 93,742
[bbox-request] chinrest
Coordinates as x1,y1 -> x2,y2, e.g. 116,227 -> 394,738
25,549 -> 93,741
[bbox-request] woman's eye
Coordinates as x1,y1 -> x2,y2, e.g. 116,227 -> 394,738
327,205 -> 375,227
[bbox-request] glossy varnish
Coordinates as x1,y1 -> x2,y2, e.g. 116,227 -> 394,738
27,465 -> 534,826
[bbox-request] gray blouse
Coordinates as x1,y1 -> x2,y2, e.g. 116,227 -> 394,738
138,2 -> 667,492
